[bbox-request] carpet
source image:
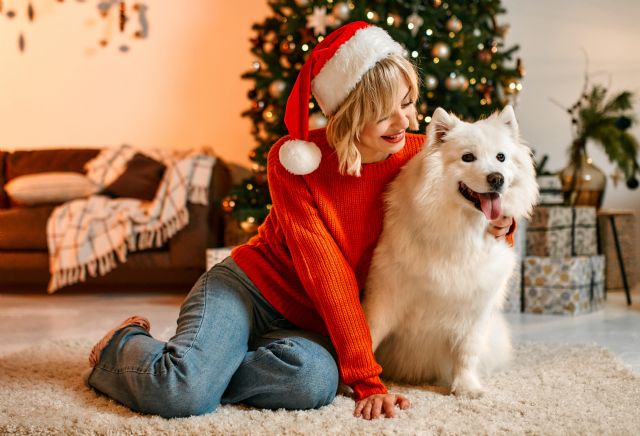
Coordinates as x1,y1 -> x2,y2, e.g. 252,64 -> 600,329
1,340 -> 639,435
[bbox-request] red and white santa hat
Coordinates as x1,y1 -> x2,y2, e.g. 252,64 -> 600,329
279,21 -> 404,175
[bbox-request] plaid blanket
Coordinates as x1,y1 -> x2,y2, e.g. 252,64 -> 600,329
46,145 -> 216,293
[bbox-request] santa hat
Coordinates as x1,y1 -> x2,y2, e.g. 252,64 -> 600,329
279,21 -> 404,175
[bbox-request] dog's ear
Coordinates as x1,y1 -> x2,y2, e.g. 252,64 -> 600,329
498,105 -> 519,138
426,107 -> 458,147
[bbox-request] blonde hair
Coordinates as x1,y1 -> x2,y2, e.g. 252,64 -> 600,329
325,54 -> 420,176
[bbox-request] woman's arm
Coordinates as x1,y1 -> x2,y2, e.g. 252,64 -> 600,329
267,139 -> 387,401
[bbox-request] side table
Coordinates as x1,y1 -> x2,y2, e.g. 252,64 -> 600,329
597,209 -> 635,305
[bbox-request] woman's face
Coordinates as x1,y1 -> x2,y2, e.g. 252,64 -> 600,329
356,78 -> 415,163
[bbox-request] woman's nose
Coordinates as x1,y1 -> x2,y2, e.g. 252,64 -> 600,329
391,109 -> 410,129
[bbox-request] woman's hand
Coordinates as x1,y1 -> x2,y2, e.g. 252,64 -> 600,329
488,216 -> 513,240
354,393 -> 411,419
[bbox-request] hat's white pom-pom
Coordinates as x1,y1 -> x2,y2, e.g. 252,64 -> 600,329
278,140 -> 322,175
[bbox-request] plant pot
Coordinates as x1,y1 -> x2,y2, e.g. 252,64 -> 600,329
558,147 -> 607,208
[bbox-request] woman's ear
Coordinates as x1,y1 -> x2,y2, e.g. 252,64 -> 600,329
426,107 -> 458,147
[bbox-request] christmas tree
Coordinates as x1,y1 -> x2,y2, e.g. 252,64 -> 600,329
223,0 -> 524,235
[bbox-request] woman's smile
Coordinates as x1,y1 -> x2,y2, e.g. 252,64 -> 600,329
381,130 -> 405,144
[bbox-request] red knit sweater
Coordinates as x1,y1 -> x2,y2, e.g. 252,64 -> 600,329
232,128 -> 513,400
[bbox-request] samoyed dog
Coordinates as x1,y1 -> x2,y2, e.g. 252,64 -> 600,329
363,105 -> 538,398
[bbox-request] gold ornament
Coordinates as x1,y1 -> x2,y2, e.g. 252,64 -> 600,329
332,2 -> 350,20
308,112 -> 328,129
386,13 -> 401,27
406,13 -> 424,37
424,74 -> 438,90
268,80 -> 287,98
263,41 -> 274,54
446,16 -> 462,33
280,55 -> 292,69
477,49 -> 492,64
239,217 -> 259,233
431,42 -> 451,59
365,10 -> 379,22
262,105 -> 278,123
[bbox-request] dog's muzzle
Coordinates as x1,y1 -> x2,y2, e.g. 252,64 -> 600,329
458,181 -> 503,220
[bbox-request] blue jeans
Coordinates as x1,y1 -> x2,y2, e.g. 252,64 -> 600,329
87,258 -> 339,418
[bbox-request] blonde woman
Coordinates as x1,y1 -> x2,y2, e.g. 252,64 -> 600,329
86,21 -> 514,420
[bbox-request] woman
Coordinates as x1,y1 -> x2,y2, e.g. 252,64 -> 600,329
86,21 -> 514,420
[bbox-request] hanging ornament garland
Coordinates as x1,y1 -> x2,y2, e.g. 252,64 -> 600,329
1,0 -> 149,53
97,0 -> 149,52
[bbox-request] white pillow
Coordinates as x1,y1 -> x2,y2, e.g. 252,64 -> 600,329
5,172 -> 100,206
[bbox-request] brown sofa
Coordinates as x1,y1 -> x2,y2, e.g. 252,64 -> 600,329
0,148 -> 231,292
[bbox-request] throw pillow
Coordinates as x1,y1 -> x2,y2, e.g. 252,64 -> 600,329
5,172 -> 100,206
103,153 -> 166,201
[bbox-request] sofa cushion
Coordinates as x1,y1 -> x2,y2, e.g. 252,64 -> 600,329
0,206 -> 53,250
104,153 -> 166,201
5,149 -> 100,181
5,172 -> 100,206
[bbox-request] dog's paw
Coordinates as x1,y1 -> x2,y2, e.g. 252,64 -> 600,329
451,372 -> 484,399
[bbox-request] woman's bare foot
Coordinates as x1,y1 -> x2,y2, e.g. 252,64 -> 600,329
89,316 -> 150,367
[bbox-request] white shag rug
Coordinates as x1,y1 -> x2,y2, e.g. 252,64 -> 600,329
1,340 -> 639,435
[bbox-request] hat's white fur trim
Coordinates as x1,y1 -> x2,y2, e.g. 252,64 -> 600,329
311,26 -> 404,116
279,139 -> 322,175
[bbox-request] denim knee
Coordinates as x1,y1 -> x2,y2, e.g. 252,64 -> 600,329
141,380 -> 222,418
267,338 -> 339,409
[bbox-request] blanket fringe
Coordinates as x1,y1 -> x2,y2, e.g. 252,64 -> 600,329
48,208 -> 191,293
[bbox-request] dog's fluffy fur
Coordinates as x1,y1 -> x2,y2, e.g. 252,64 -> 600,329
363,106 -> 538,398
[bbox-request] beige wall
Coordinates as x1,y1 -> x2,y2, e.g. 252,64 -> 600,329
0,0 -> 269,169
504,0 -> 640,210
1,0 -> 638,209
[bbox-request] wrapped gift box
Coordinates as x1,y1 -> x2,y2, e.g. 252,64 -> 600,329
537,175 -> 564,206
526,206 -> 597,257
523,255 -> 605,315
206,247 -> 233,271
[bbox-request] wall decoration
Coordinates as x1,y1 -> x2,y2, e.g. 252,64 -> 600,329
1,0 -> 149,53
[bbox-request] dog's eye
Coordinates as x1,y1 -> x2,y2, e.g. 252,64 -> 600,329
462,153 -> 476,163
496,153 -> 505,162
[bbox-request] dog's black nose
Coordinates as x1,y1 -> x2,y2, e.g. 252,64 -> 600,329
487,172 -> 504,190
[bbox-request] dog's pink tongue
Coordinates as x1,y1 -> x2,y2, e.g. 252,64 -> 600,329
478,193 -> 502,220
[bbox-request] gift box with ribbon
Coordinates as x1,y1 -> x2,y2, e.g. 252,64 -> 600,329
526,206 -> 597,258
523,255 -> 605,315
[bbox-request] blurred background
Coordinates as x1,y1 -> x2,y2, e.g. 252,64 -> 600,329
0,0 -> 638,209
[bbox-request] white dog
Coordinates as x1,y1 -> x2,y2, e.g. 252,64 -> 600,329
363,105 -> 538,398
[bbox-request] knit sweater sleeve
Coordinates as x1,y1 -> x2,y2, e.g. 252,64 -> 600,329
267,139 -> 387,400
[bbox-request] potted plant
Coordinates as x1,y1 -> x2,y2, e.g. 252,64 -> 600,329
557,80 -> 639,208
